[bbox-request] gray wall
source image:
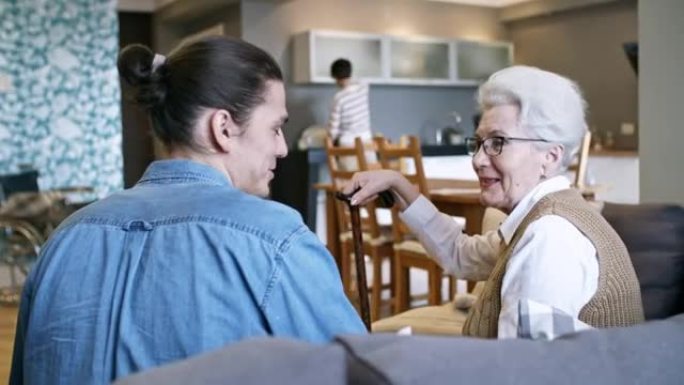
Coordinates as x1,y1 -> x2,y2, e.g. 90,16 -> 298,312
639,0 -> 684,205
155,2 -> 242,54
506,1 -> 638,150
241,0 -> 507,146
285,84 -> 480,146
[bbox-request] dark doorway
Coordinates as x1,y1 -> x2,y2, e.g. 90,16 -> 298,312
119,12 -> 155,188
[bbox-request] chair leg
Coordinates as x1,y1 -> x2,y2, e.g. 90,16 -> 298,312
339,241 -> 352,296
448,275 -> 456,302
371,249 -> 382,321
394,254 -> 410,313
427,266 -> 441,306
388,252 -> 396,315
467,280 -> 477,293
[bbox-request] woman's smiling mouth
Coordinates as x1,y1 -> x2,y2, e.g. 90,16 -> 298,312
479,177 -> 500,189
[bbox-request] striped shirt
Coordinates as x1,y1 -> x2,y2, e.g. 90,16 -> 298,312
328,82 -> 371,140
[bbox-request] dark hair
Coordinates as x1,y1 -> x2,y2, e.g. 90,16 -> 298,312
330,58 -> 352,80
117,36 -> 283,148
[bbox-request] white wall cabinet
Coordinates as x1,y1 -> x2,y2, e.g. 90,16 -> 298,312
455,40 -> 513,82
293,30 -> 513,86
293,30 -> 386,84
388,37 -> 452,85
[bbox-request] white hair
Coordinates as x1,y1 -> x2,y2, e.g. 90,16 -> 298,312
477,65 -> 588,169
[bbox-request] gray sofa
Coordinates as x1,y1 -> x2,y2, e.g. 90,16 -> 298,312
115,203 -> 684,385
601,202 -> 684,319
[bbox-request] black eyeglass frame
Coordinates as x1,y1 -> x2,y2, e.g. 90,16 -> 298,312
465,136 -> 550,156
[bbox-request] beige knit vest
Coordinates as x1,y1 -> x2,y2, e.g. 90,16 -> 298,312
462,189 -> 644,338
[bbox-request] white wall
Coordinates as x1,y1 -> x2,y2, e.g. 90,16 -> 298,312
639,0 -> 684,205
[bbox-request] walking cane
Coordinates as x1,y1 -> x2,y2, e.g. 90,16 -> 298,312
335,189 -> 394,331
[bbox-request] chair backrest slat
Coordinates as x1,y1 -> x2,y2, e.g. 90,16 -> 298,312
325,137 -> 383,238
374,136 -> 428,241
568,131 -> 592,188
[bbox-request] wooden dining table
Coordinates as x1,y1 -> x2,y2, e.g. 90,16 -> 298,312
314,178 -> 486,263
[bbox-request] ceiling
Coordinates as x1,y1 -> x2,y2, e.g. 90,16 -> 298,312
426,0 -> 533,6
119,0 -> 535,12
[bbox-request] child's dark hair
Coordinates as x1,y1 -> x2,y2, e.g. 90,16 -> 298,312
117,36 -> 283,148
330,58 -> 352,80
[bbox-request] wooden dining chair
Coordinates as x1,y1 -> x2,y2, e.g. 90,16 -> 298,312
325,137 -> 394,321
373,135 -> 458,313
568,131 -> 592,189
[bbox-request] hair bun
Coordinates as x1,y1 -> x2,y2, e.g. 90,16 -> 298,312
118,44 -> 155,85
117,44 -> 167,108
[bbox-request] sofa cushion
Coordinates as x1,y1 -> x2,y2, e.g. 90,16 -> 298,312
602,203 -> 684,319
114,315 -> 684,385
340,313 -> 684,385
114,338 -> 350,385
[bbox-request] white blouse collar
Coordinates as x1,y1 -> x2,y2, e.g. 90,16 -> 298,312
498,175 -> 571,245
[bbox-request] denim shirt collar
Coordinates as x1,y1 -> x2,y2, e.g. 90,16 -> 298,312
137,159 -> 233,187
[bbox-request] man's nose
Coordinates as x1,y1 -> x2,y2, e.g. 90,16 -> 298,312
276,135 -> 288,158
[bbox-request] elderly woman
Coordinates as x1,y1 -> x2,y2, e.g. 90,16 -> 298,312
344,66 -> 644,339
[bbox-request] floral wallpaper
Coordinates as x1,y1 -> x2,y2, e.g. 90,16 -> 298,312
0,0 -> 122,197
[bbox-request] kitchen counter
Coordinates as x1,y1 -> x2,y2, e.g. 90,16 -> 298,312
305,144 -> 468,160
589,149 -> 638,157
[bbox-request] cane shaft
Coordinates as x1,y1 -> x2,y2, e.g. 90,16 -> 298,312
349,204 -> 371,330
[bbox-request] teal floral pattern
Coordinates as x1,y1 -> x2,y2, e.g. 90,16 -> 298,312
0,0 -> 121,197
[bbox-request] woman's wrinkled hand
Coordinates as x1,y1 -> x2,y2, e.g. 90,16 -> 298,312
341,170 -> 419,210
342,170 -> 398,206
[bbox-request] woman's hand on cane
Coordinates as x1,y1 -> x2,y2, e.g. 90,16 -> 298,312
342,170 -> 420,211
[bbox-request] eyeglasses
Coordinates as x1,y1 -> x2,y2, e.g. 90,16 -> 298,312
465,136 -> 549,156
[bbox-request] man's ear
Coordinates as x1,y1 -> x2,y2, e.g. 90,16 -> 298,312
210,109 -> 238,153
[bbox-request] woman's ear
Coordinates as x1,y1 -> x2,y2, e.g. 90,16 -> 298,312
210,109 -> 237,153
543,143 -> 564,175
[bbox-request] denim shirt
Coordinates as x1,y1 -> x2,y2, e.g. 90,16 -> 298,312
11,159 -> 365,385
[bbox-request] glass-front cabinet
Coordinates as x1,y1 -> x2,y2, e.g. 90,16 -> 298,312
294,30 -> 385,84
389,38 -> 451,84
293,30 -> 513,86
455,40 -> 513,82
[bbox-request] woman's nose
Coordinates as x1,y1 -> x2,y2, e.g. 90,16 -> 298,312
471,145 -> 490,170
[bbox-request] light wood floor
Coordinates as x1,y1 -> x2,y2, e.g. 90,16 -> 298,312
0,305 -> 17,384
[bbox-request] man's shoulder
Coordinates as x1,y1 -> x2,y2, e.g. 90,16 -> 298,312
59,185 -> 307,238
222,193 -> 307,234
